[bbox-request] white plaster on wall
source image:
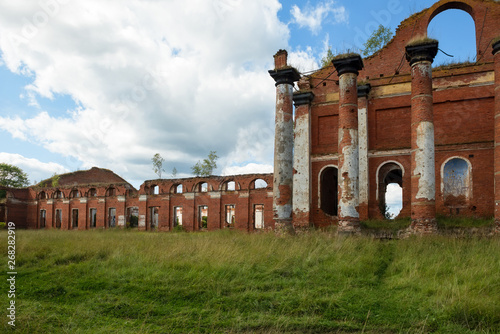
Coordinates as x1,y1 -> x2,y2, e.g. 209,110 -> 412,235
293,110 -> 311,214
339,128 -> 359,219
358,105 -> 369,205
415,121 -> 436,200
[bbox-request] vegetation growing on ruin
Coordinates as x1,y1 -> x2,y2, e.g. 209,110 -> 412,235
406,35 -> 438,47
2,228 -> 499,333
362,25 -> 393,57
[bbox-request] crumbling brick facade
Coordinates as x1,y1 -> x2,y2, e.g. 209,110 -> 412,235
4,0 -> 500,233
2,167 -> 273,232
270,0 -> 500,232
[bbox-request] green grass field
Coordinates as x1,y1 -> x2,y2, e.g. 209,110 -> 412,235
1,228 -> 500,333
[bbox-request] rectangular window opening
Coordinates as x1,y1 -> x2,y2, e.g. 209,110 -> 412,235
225,205 -> 235,228
72,209 -> 79,229
150,207 -> 159,229
40,210 -> 46,228
198,205 -> 208,229
174,206 -> 182,227
108,208 -> 116,228
127,207 -> 139,228
90,208 -> 97,228
173,207 -> 183,227
254,204 -> 264,229
55,209 -> 62,229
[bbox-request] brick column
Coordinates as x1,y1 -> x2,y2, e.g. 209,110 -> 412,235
405,41 -> 438,233
269,50 -> 300,232
292,78 -> 314,230
332,54 -> 364,233
357,84 -> 371,221
493,39 -> 500,232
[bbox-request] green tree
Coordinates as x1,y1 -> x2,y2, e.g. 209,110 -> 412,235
172,167 -> 178,178
0,163 -> 29,198
51,173 -> 60,187
152,153 -> 165,179
320,48 -> 334,68
191,151 -> 218,177
362,25 -> 393,57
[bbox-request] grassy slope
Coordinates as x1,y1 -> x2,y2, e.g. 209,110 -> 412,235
1,229 -> 499,333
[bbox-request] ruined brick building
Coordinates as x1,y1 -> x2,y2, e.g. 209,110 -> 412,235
269,0 -> 500,233
2,0 -> 500,233
0,167 -> 273,231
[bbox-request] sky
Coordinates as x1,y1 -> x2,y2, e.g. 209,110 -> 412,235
0,0 -> 477,215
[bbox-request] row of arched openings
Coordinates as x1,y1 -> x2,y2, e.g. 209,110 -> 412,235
165,179 -> 268,195
38,187 -> 118,199
319,157 -> 471,219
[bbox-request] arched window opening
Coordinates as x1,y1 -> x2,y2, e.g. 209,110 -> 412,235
378,163 -> 403,219
106,187 -> 116,197
224,181 -> 236,191
151,185 -> 159,195
171,184 -> 183,194
442,158 -> 471,213
320,167 -> 338,216
88,188 -> 97,197
39,191 -> 47,200
427,9 -> 476,66
70,189 -> 80,199
198,182 -> 208,192
53,190 -> 64,199
252,179 -> 268,189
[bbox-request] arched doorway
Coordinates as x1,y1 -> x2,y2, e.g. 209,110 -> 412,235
320,166 -> 338,216
377,162 -> 403,219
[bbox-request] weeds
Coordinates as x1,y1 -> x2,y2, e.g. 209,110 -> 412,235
0,229 -> 499,333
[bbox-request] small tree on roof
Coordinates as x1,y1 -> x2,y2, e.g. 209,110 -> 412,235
191,151 -> 218,177
362,25 -> 393,57
152,153 -> 165,179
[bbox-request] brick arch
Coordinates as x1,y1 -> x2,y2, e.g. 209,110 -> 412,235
193,181 -> 210,192
219,179 -> 239,191
376,161 -> 404,217
318,165 -> 338,216
250,178 -> 268,189
422,0 -> 499,61
170,183 -> 183,194
440,156 -> 473,209
427,1 -> 475,24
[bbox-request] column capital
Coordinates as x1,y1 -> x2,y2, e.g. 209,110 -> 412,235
293,91 -> 314,107
357,84 -> 371,98
405,41 -> 438,66
493,38 -> 500,56
332,54 -> 364,76
268,68 -> 301,86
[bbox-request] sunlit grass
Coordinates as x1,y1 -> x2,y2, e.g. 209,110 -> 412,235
1,229 -> 499,333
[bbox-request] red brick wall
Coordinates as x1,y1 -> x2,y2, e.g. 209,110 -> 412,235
307,0 -> 499,226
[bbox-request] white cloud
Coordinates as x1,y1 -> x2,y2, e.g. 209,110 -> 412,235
222,163 -> 273,176
290,1 -> 347,34
288,47 -> 319,73
0,0 -> 290,182
0,152 -> 69,185
386,183 -> 403,217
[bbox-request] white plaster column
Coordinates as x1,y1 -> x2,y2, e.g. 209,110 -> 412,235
292,81 -> 314,229
332,54 -> 364,233
357,84 -> 371,220
405,41 -> 438,233
268,50 -> 301,232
